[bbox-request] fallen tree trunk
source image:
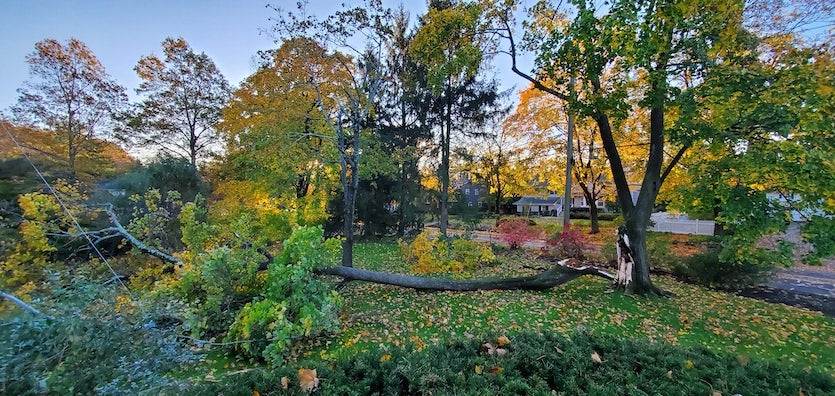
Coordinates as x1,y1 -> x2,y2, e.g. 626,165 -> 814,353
318,259 -> 614,291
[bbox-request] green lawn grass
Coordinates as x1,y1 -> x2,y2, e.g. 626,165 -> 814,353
320,242 -> 835,376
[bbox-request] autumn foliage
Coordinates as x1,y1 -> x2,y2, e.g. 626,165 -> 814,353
400,230 -> 495,275
497,218 -> 544,249
543,225 -> 591,260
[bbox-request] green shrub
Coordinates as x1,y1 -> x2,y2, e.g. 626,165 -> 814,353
400,230 -> 495,275
645,232 -> 682,272
188,331 -> 834,395
226,226 -> 342,365
0,277 -> 192,394
672,246 -> 773,289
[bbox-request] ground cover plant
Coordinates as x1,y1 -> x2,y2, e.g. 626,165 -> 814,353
191,331 -> 833,395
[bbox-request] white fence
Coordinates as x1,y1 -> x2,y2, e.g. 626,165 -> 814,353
648,212 -> 715,235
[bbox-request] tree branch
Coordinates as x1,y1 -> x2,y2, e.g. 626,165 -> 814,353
100,205 -> 182,265
1,290 -> 44,316
318,259 -> 614,291
660,145 -> 688,185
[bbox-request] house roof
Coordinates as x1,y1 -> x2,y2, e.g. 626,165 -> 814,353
513,196 -> 562,206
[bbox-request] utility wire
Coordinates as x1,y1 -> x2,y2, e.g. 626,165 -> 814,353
1,122 -> 132,298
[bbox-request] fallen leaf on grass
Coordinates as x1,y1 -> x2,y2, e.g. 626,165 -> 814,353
489,365 -> 504,374
298,368 -> 319,392
497,336 -> 511,346
591,352 -> 603,364
495,348 -> 508,356
281,377 -> 290,390
475,365 -> 483,374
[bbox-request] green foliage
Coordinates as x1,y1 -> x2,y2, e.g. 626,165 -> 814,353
644,232 -> 682,273
107,155 -> 209,206
125,188 -> 186,252
0,180 -> 98,298
0,276 -> 192,394
801,216 -> 835,266
672,246 -> 773,290
188,331 -> 834,395
173,245 -> 266,339
226,226 -> 342,365
400,230 -> 495,275
409,2 -> 484,91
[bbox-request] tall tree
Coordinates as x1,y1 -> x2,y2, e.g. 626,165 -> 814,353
671,34 -> 835,266
271,1 -> 393,267
219,37 -> 341,222
11,38 -> 127,176
372,7 -> 435,236
492,0 -> 744,294
123,37 -> 231,167
411,0 -> 501,235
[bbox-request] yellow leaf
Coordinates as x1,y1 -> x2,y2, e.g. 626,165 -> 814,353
253,391 -> 260,396
489,365 -> 504,374
685,360 -> 694,369
497,336 -> 511,346
591,352 -> 603,364
298,368 -> 319,392
380,354 -> 392,362
474,365 -> 483,374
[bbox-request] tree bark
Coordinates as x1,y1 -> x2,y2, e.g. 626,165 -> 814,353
318,259 -> 614,291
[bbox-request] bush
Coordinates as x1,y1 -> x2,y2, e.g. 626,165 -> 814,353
496,219 -> 543,249
188,331 -> 834,395
671,247 -> 773,289
225,226 -> 342,365
542,225 -> 590,260
569,212 -> 619,221
0,277 -> 192,394
400,230 -> 495,275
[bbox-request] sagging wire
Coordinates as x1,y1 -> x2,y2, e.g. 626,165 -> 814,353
1,122 -> 132,299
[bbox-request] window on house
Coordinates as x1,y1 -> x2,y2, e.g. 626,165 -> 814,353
474,188 -> 479,196
468,202 -> 473,207
465,188 -> 471,195
478,201 -> 483,207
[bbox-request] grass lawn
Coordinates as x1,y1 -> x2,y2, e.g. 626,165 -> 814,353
314,242 -> 835,376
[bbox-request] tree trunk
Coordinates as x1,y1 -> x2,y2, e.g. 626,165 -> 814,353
439,83 -> 452,236
589,200 -> 600,234
319,259 -> 613,291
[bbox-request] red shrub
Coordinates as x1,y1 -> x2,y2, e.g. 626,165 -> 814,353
497,219 -> 543,249
544,224 -> 590,259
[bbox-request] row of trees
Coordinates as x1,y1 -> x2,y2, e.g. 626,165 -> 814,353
4,0 -> 834,297
9,37 -> 230,175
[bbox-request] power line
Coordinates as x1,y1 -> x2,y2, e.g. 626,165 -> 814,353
1,122 -> 132,297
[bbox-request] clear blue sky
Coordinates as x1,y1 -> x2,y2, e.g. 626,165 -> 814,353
5,0 -> 524,111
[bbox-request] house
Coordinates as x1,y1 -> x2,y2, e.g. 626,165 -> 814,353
513,194 -> 562,216
513,188 -> 607,216
452,172 -> 489,209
